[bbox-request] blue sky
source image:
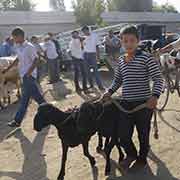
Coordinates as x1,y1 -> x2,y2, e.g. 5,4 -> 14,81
34,0 -> 180,12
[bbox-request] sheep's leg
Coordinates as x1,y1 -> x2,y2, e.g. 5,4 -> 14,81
3,97 -> 6,104
82,140 -> 96,167
96,133 -> 103,153
3,82 -> 8,104
115,140 -> 124,164
104,138 -> 116,176
57,142 -> 68,180
8,92 -> 11,104
17,89 -> 21,99
16,80 -> 21,99
0,99 -> 3,109
104,137 -> 110,150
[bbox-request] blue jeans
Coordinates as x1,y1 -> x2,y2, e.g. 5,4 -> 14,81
72,57 -> 87,90
84,52 -> 104,89
47,58 -> 59,83
15,75 -> 45,124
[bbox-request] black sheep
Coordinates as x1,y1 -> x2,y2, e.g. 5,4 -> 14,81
33,103 -> 102,180
78,101 -> 125,176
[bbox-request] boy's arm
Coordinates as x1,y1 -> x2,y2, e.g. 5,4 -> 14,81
108,63 -> 123,95
26,47 -> 39,77
147,56 -> 164,98
26,57 -> 39,77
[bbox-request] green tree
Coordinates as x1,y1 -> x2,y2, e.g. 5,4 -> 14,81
49,0 -> 65,11
107,0 -> 126,11
0,0 -> 35,11
72,0 -> 105,26
152,2 -> 178,13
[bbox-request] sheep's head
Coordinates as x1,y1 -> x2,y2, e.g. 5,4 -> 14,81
34,103 -> 58,132
77,102 -> 103,135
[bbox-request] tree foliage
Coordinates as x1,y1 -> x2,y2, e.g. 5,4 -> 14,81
0,0 -> 35,11
49,0 -> 65,11
72,0 -> 105,26
152,2 -> 178,13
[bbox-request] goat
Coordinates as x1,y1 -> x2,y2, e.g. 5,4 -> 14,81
78,101 -> 125,176
33,103 -> 103,180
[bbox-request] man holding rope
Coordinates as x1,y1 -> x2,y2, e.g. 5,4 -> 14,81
102,26 -> 163,171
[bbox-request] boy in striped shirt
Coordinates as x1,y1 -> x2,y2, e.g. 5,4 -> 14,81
102,26 -> 163,171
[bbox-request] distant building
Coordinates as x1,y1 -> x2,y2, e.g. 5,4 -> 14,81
115,0 -> 152,12
139,0 -> 152,12
1,10 -> 180,42
0,11 -> 76,41
101,12 -> 180,33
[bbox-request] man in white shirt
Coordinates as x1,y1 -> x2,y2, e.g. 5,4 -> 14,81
81,26 -> 104,91
44,36 -> 59,84
69,31 -> 88,93
31,36 -> 44,82
4,28 -> 45,127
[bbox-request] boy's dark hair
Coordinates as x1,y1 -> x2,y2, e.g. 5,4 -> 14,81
48,32 -> 54,37
120,25 -> 139,39
31,36 -> 38,41
12,27 -> 25,37
72,30 -> 79,35
81,25 -> 89,32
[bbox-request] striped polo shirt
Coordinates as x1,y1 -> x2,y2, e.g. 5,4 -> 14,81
108,50 -> 164,101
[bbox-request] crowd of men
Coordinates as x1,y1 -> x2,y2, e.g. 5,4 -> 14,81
1,24 -> 180,172
0,26 -> 124,93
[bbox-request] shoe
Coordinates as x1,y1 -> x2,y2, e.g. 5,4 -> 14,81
129,159 -> 148,173
119,156 -> 136,171
8,120 -> 21,128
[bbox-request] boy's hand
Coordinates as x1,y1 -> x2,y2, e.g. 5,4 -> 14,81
101,91 -> 112,103
147,96 -> 158,109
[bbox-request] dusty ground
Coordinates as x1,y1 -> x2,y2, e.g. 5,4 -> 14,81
0,69 -> 180,180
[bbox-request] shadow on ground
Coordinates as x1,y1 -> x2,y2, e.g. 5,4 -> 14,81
0,128 -> 50,180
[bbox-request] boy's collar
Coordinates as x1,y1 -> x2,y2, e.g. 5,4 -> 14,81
15,40 -> 28,48
123,48 -> 142,58
122,48 -> 143,62
135,48 -> 143,55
